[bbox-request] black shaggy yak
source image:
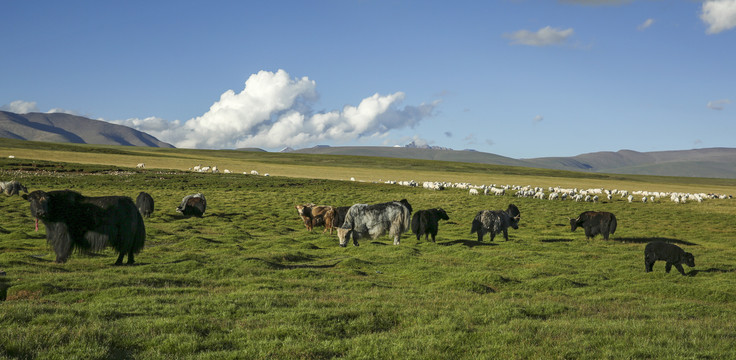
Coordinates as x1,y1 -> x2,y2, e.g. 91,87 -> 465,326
136,191 -> 154,218
645,241 -> 695,276
176,193 -> 207,217
470,204 -> 520,242
333,206 -> 351,229
570,211 -> 617,240
23,190 -> 146,265
411,208 -> 449,242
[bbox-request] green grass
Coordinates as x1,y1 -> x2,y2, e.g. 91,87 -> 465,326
0,142 -> 735,359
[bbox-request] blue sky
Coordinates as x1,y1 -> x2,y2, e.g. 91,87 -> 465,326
1,0 -> 734,158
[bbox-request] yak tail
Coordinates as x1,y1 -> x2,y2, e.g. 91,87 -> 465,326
470,211 -> 483,234
470,219 -> 481,234
402,205 -> 411,233
610,215 -> 617,235
131,211 -> 146,254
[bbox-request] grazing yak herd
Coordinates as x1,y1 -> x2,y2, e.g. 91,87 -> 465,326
6,170 -> 732,277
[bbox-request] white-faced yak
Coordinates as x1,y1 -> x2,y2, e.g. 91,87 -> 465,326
645,241 -> 695,276
411,208 -> 449,242
570,211 -> 617,240
337,199 -> 412,247
470,204 -> 521,242
23,190 -> 146,265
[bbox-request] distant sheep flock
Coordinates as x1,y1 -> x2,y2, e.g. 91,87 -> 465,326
183,162 -> 731,204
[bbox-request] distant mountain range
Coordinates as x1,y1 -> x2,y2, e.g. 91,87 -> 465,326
288,145 -> 736,179
2,111 -> 734,178
0,111 -> 173,148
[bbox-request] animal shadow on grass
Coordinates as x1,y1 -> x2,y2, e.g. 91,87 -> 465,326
437,239 -> 497,248
686,268 -> 735,277
244,257 -> 342,270
540,238 -> 574,243
613,237 -> 697,246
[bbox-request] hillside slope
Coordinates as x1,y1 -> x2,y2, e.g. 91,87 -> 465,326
0,111 -> 174,148
291,146 -> 736,179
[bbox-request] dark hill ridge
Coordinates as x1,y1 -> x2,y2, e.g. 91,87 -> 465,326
0,111 -> 174,148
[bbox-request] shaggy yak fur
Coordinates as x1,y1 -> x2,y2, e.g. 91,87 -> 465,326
177,193 -> 206,217
411,208 -> 449,242
1,180 -> 28,196
22,190 -> 146,265
135,191 -> 154,218
645,241 -> 695,276
570,211 -> 617,240
337,199 -> 413,247
470,204 -> 521,242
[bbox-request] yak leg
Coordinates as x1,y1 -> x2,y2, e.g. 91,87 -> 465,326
477,231 -> 485,242
393,235 -> 400,245
503,229 -> 509,241
665,263 -> 673,273
115,252 -> 126,266
674,264 -> 687,276
430,232 -> 436,243
126,250 -> 136,265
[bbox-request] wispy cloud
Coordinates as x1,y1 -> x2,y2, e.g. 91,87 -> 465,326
707,99 -> 731,110
444,131 -> 453,138
0,100 -> 38,114
533,115 -> 544,124
504,26 -> 575,46
111,69 -> 438,150
701,0 -> 736,34
638,18 -> 655,30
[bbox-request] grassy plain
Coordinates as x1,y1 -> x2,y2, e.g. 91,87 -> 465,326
0,140 -> 735,359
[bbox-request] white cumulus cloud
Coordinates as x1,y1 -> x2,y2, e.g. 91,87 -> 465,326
701,0 -> 736,34
707,99 -> 731,110
112,69 -> 438,149
533,115 -> 544,123
0,100 -> 38,114
504,26 -> 575,46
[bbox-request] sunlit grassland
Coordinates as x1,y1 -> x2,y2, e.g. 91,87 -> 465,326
0,141 -> 735,359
